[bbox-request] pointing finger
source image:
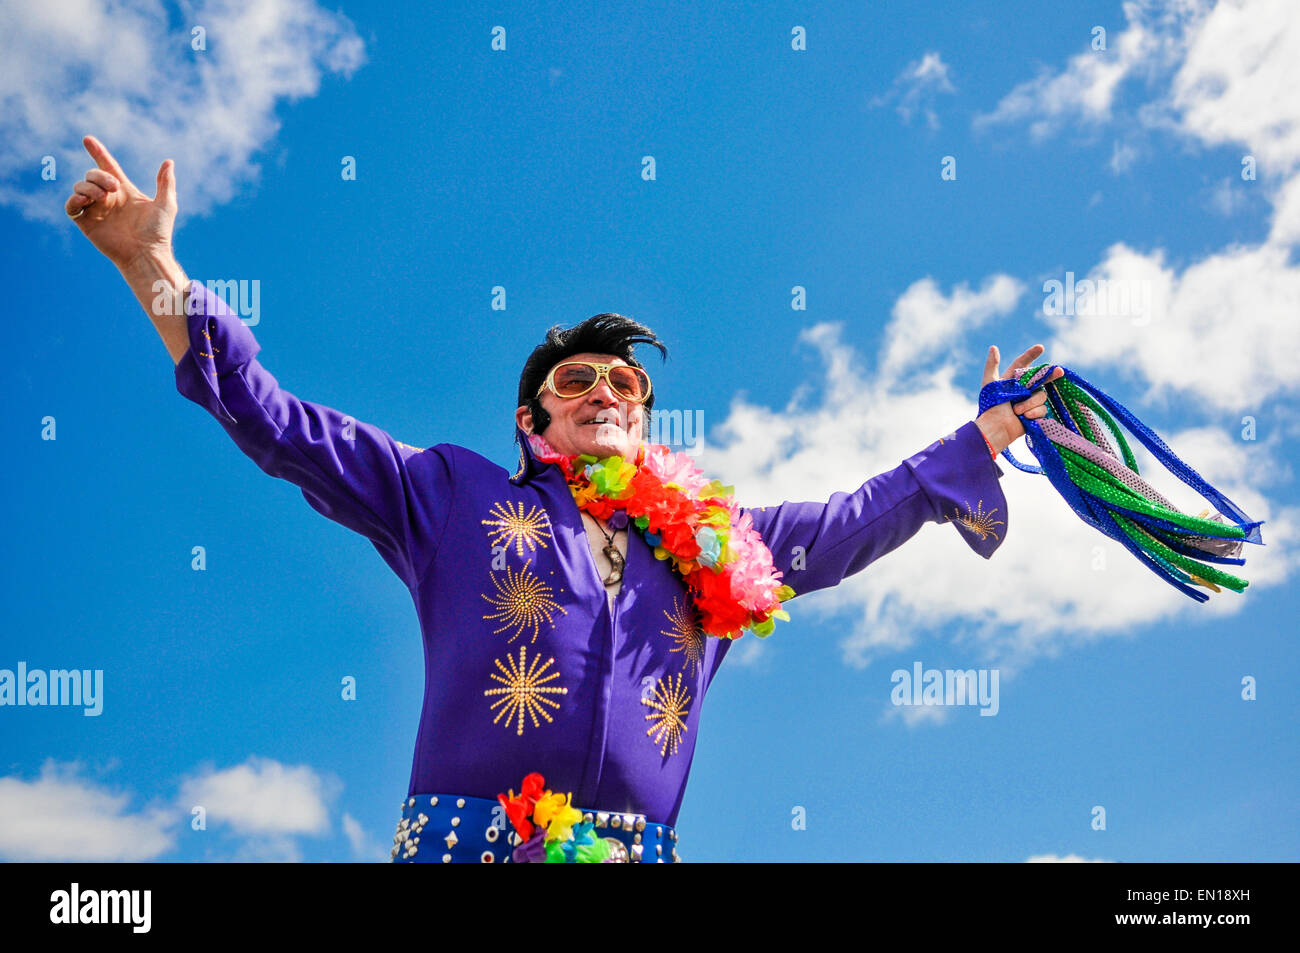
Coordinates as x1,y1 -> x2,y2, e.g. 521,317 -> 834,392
83,135 -> 129,185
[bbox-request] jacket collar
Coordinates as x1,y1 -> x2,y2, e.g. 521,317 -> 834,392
510,426 -> 650,486
510,425 -> 558,486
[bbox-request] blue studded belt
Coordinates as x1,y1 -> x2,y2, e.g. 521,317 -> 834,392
390,792 -> 680,863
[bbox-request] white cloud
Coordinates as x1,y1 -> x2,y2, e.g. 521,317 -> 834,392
1165,0 -> 1300,248
0,0 -> 364,224
1026,852 -> 1113,862
1205,176 -> 1250,216
177,755 -> 337,836
0,755 -> 351,861
226,833 -> 306,862
1268,174 -> 1300,244
880,702 -> 951,727
978,0 -> 1300,241
1169,0 -> 1300,170
882,274 -> 1024,380
341,811 -> 386,862
974,0 -> 1299,163
870,51 -> 957,130
0,760 -> 175,861
973,9 -> 1163,139
1042,241 -> 1300,412
723,634 -> 770,669
1109,140 -> 1140,173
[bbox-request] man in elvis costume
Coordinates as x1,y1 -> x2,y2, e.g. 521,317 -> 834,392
66,138 -> 1061,862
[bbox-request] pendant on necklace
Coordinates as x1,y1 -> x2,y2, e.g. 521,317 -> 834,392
601,543 -> 625,586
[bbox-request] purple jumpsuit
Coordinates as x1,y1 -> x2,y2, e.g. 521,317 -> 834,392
174,281 -> 1008,834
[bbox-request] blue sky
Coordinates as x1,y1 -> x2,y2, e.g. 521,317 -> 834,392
1,0 -> 1297,861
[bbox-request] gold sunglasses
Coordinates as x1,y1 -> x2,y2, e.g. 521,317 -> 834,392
537,361 -> 652,403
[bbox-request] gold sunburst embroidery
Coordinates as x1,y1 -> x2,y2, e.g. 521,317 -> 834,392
481,560 -> 568,643
950,499 -> 1004,542
661,599 -> 705,678
484,645 -> 568,736
643,672 -> 691,757
395,440 -> 424,453
482,500 -> 553,557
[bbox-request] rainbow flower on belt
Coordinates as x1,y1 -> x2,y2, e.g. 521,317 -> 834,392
497,772 -> 547,842
527,433 -> 795,639
497,773 -> 626,863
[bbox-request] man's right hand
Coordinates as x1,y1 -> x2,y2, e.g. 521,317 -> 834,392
66,135 -> 178,273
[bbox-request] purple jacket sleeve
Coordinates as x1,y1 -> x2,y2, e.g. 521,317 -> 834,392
742,420 -> 1008,598
173,281 -> 452,590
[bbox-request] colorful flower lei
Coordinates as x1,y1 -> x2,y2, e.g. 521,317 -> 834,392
527,432 -> 794,639
497,773 -> 628,863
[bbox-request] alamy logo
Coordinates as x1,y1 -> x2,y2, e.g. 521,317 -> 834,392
50,883 -> 151,933
0,662 -> 103,716
890,661 -> 1000,716
151,277 -> 261,325
1041,271 -> 1153,326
